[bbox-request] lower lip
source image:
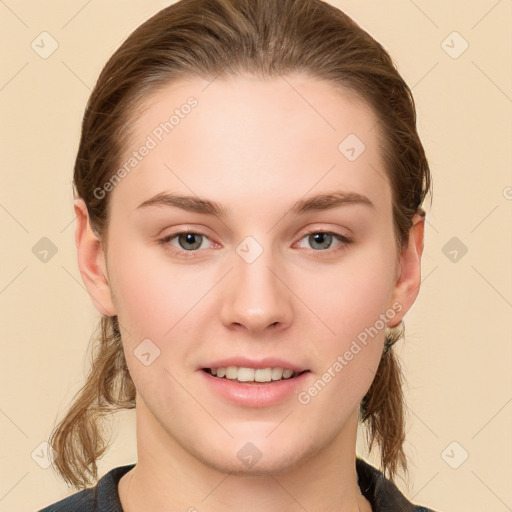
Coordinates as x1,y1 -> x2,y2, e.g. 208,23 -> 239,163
199,370 -> 310,408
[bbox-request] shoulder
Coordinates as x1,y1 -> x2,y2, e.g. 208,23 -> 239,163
356,458 -> 439,512
37,464 -> 135,512
37,487 -> 95,512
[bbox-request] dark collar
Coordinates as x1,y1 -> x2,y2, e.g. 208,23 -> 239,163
356,458 -> 428,511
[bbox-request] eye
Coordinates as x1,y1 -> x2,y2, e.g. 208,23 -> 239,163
296,230 -> 352,252
158,231 -> 213,255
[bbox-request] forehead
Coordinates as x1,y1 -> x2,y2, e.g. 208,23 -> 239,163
109,73 -> 391,218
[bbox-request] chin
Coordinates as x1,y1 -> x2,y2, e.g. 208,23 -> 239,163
195,443 -> 311,477
183,426 -> 330,478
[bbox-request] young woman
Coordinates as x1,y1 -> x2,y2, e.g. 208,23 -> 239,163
39,0 -> 436,510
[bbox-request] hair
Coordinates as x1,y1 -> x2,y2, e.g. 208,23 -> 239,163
49,0 -> 431,489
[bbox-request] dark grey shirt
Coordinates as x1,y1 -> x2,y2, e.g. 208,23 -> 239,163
38,458 -> 437,512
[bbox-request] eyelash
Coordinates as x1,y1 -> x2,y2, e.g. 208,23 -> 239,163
158,229 -> 353,258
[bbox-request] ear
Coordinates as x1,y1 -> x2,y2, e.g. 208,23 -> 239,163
74,198 -> 116,316
388,212 -> 425,326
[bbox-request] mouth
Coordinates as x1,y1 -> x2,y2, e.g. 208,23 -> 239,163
202,366 -> 309,383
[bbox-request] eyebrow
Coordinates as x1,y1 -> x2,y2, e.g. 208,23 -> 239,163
136,190 -> 374,216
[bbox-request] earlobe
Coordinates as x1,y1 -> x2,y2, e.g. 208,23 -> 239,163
74,198 -> 116,317
388,213 -> 425,327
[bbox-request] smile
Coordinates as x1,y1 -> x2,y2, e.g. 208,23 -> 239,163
203,366 -> 308,382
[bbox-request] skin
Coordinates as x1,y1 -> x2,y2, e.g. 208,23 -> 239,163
74,74 -> 424,512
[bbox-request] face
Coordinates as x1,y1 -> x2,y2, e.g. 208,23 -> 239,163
77,74 -> 423,475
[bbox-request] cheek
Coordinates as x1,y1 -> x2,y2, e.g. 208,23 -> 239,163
107,242 -> 202,399
307,248 -> 397,340
296,277 -> 390,421
107,237 -> 206,338
296,245 -> 397,404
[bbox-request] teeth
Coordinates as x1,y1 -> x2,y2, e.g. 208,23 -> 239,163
271,367 -> 283,380
226,366 -> 238,379
208,366 -> 299,382
238,367 -> 255,382
255,368 -> 272,382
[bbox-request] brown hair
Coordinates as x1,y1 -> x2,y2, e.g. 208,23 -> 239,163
50,0 -> 431,488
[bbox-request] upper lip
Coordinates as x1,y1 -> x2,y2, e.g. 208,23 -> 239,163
201,357 -> 308,372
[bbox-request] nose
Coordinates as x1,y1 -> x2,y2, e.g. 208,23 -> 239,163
219,244 -> 293,334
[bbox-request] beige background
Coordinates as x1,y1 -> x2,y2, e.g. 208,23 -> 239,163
1,1 -> 511,511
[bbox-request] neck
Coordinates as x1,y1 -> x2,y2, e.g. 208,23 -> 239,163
118,400 -> 371,512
